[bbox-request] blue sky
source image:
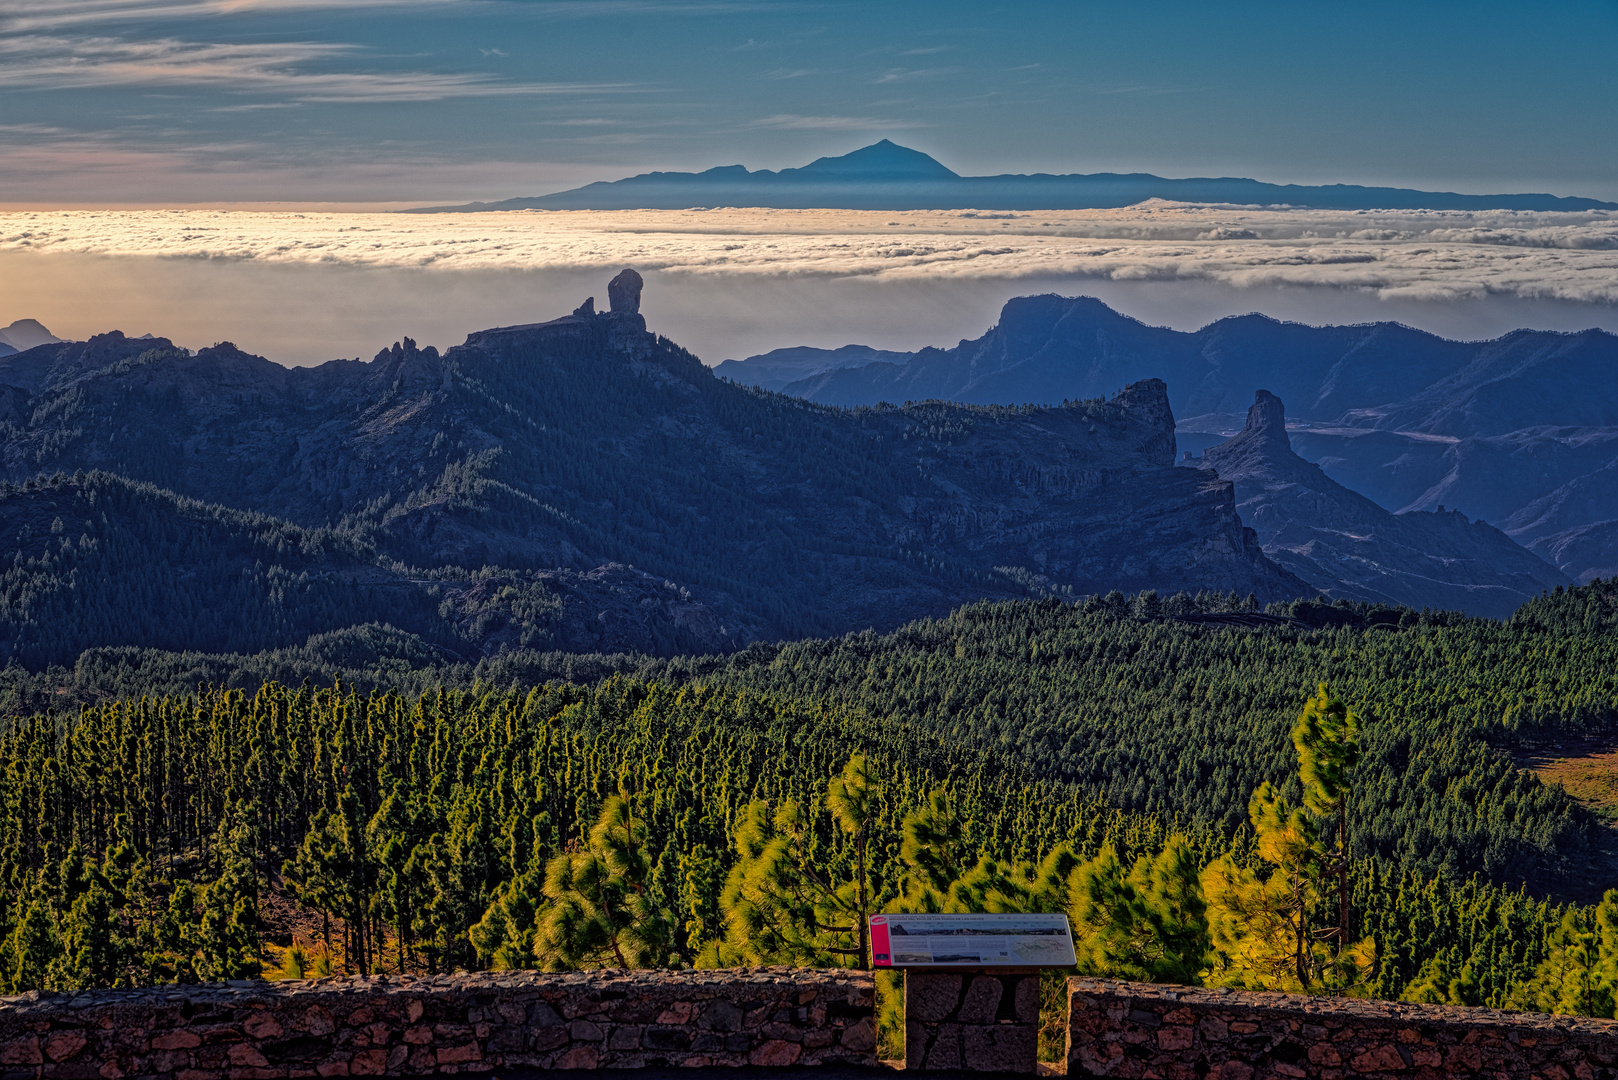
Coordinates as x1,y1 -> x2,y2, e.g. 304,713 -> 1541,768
3,0 -> 1617,205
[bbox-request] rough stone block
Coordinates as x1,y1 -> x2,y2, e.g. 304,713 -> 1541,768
840,1018 -> 877,1052
906,973 -> 964,1024
923,1024 -> 961,1070
45,1033 -> 89,1063
699,1001 -> 742,1032
553,1046 -> 598,1070
748,1040 -> 801,1066
957,977 -> 1003,1024
1012,976 -> 1040,1026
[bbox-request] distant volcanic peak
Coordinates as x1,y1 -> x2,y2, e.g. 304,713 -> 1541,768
792,139 -> 958,181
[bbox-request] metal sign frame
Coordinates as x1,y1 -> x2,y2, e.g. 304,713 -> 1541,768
869,912 -> 1077,969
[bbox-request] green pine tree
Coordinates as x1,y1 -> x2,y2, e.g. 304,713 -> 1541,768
531,796 -> 675,970
1069,835 -> 1209,984
1293,683 -> 1361,953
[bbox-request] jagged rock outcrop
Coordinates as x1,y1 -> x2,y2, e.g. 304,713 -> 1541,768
0,275 -> 1310,667
608,267 -> 643,314
1199,391 -> 1570,617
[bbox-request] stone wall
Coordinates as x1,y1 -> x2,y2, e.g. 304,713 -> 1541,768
903,971 -> 1039,1073
10,971 -> 1618,1080
1067,978 -> 1618,1080
0,968 -> 876,1080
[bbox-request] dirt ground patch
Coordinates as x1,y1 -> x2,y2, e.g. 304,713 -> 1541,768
1518,740 -> 1618,821
1515,739 -> 1618,903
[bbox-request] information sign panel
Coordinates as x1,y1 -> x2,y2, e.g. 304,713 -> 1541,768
869,912 -> 1076,968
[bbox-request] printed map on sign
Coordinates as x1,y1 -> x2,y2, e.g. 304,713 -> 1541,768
869,912 -> 1077,968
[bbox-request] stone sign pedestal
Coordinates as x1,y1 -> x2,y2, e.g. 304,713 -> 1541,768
903,969 -> 1040,1072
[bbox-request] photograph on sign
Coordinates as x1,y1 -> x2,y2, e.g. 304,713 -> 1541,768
869,912 -> 1076,968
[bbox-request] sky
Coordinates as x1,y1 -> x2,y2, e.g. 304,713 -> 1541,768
2,0 -> 1617,365
2,0 -> 1617,206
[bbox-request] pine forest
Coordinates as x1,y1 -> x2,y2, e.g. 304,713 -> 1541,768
3,578 -> 1618,1036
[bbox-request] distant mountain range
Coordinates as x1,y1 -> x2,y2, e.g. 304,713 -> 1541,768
0,319 -> 58,356
720,295 -> 1617,585
0,274 -> 1305,670
410,140 -> 1618,213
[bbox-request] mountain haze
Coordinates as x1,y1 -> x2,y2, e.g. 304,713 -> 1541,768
410,140 -> 1618,213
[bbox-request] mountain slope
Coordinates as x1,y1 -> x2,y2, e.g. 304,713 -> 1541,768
712,344 -> 913,393
408,140 -> 1618,213
1196,392 -> 1570,617
0,276 -> 1307,664
0,472 -> 757,668
731,293 -> 1618,582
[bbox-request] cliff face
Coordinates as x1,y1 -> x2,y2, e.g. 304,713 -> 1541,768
1199,391 -> 1570,618
0,281 -> 1308,665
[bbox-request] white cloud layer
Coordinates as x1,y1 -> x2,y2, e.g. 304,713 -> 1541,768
3,203 -> 1618,305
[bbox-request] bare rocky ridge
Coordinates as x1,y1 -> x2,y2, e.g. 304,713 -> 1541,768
734,293 -> 1616,583
0,276 -> 1307,667
1197,391 -> 1570,617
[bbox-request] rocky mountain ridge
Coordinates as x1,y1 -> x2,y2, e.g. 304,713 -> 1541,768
1196,391 -> 1570,617
0,272 -> 1306,668
726,293 -> 1617,582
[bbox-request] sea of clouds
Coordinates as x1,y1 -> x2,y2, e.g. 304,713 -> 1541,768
4,203 -> 1618,305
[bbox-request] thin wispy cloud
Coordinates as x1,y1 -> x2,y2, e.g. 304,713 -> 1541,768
0,33 -> 631,101
0,0 -> 469,33
748,114 -> 917,130
0,0 -> 768,33
873,67 -> 960,84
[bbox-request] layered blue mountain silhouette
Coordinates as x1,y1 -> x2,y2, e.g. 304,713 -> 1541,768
722,295 -> 1618,587
412,140 -> 1617,212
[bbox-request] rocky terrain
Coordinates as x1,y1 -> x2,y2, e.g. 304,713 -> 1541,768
0,272 -> 1306,669
728,294 -> 1616,583
1196,391 -> 1570,617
